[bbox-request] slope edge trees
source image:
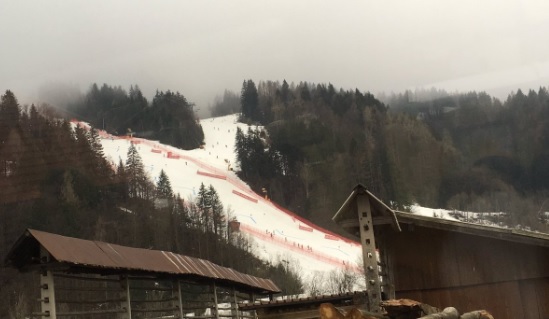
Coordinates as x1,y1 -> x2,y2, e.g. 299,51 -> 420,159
234,80 -> 417,231
68,84 -> 204,150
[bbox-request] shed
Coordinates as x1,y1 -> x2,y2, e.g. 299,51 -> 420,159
4,229 -> 280,319
333,185 -> 549,319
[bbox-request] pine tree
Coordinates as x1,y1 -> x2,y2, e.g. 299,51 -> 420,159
115,158 -> 129,201
280,79 -> 290,105
87,127 -> 112,181
235,127 -> 248,173
156,169 -> 174,199
73,125 -> 96,175
196,183 -> 211,232
300,82 -> 311,102
240,80 -> 259,122
0,90 -> 20,142
208,185 -> 224,237
125,143 -> 147,199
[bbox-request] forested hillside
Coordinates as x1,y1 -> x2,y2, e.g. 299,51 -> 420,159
222,80 -> 549,232
67,84 -> 205,150
0,90 -> 300,318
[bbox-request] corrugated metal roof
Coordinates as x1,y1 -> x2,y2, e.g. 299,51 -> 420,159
6,229 -> 280,294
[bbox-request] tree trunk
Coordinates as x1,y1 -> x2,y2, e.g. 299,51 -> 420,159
418,307 -> 459,319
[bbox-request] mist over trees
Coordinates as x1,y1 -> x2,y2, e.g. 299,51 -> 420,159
233,80 -> 549,232
66,84 -> 205,150
210,89 -> 241,117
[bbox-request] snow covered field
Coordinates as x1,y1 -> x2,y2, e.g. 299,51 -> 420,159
93,114 -> 363,278
409,204 -> 509,227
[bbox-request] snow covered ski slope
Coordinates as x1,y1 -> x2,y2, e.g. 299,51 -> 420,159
92,114 -> 362,275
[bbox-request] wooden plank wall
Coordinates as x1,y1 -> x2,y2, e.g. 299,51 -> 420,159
385,226 -> 549,290
395,277 -> 549,319
381,224 -> 549,319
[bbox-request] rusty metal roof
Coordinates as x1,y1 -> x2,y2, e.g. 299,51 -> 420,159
5,229 -> 280,294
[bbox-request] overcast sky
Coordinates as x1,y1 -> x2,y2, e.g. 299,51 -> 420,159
2,0 -> 549,115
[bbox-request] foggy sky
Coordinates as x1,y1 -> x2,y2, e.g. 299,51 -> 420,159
2,0 -> 549,115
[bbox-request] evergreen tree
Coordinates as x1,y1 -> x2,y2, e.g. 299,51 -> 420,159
234,127 -> 248,173
73,125 -> 97,175
196,183 -> 211,231
300,82 -> 311,102
0,90 -> 20,141
207,185 -> 224,236
156,169 -> 174,199
125,143 -> 147,199
87,128 -> 112,181
115,158 -> 129,201
279,79 -> 290,105
240,80 -> 259,122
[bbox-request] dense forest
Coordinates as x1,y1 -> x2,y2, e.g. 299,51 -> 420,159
0,90 -> 301,318
213,80 -> 549,232
67,84 -> 205,150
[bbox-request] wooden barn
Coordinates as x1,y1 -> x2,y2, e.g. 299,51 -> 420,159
333,184 -> 549,319
4,229 -> 280,319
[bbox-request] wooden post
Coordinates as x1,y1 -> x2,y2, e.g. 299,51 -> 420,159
231,287 -> 239,319
212,283 -> 220,319
356,193 -> 382,313
175,280 -> 184,319
249,292 -> 258,319
376,234 -> 395,300
119,276 -> 132,319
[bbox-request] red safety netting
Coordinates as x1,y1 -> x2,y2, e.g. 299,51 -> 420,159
78,122 -> 361,251
239,223 -> 361,272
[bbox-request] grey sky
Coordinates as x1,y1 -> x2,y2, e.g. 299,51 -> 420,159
2,0 -> 549,113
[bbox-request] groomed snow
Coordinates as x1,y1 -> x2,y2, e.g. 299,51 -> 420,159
88,114 -> 363,280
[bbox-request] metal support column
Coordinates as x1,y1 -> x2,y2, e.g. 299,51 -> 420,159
356,192 -> 382,313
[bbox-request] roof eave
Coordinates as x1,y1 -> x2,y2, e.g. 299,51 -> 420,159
395,211 -> 549,248
333,184 -> 401,232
